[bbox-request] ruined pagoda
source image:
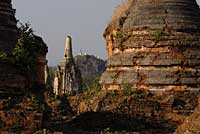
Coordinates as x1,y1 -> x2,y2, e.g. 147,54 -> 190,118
53,36 -> 82,95
100,0 -> 200,92
0,0 -> 17,53
0,0 -> 26,97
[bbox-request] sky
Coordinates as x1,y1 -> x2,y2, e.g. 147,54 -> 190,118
13,0 -> 200,66
12,0 -> 121,66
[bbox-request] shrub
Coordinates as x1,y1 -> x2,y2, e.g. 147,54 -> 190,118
31,96 -> 45,112
100,128 -> 140,134
0,52 -> 8,61
121,83 -> 133,96
92,77 -> 101,93
34,129 -> 52,134
132,88 -> 146,99
151,30 -> 163,42
114,32 -> 123,41
0,22 -> 47,75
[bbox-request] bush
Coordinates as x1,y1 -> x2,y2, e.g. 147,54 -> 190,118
0,22 -> 47,74
151,30 -> 163,42
121,83 -> 133,96
92,77 -> 101,93
114,32 -> 123,41
100,128 -> 140,134
34,129 -> 52,134
132,88 -> 146,99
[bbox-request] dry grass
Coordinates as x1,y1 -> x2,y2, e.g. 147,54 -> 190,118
111,0 -> 133,23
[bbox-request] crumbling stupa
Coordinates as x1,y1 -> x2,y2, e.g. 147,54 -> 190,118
100,0 -> 200,92
0,0 -> 26,97
53,36 -> 82,95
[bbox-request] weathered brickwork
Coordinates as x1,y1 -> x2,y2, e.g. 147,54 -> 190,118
0,0 -> 26,97
100,0 -> 200,92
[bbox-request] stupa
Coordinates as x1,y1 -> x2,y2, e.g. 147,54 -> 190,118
100,0 -> 200,92
53,36 -> 82,95
0,0 -> 26,97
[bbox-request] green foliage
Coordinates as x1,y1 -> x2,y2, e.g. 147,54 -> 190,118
31,96 -> 45,112
114,32 -> 130,51
0,22 -> 47,74
151,30 -> 163,42
86,98 -> 91,107
132,88 -> 146,99
100,128 -> 140,134
121,83 -> 133,96
114,32 -> 123,41
0,52 -> 8,61
121,84 -> 146,98
14,23 -> 47,72
34,129 -> 53,134
83,77 -> 101,93
92,77 -> 101,93
50,95 -> 59,102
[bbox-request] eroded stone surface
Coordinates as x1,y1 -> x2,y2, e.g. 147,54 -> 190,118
100,0 -> 200,91
0,0 -> 26,97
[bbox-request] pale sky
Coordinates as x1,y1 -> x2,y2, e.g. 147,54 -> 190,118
13,0 -> 200,66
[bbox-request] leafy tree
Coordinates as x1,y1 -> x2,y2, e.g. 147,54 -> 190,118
0,22 -> 48,87
13,23 -> 47,73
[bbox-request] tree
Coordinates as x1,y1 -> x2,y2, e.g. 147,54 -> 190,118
13,23 -> 48,73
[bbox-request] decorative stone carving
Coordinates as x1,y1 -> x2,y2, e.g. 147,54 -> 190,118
53,36 -> 82,95
100,0 -> 200,92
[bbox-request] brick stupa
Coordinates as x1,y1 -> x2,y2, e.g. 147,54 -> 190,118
0,0 -> 26,97
100,0 -> 200,92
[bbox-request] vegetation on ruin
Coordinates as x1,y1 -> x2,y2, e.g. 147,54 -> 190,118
151,30 -> 164,42
114,31 -> 123,41
34,129 -> 53,134
0,23 -> 47,74
31,95 -> 46,112
121,83 -> 133,96
121,83 -> 147,98
100,128 -> 140,134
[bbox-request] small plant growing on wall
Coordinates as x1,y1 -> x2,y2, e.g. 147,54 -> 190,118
151,30 -> 164,42
132,88 -> 146,99
0,52 -> 8,61
114,31 -> 123,41
121,82 -> 133,96
34,129 -> 53,134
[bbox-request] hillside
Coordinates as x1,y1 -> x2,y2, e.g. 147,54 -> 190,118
74,55 -> 106,79
74,54 -> 106,90
48,55 -> 106,90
